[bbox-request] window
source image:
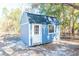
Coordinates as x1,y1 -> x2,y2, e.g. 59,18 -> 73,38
34,25 -> 39,34
48,24 -> 54,33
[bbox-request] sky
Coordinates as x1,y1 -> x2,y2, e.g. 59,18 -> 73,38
0,3 -> 31,19
0,3 -> 41,22
0,3 -> 20,16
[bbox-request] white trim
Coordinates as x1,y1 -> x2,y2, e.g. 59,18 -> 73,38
32,24 -> 42,45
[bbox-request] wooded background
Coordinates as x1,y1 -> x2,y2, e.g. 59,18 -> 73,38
0,3 -> 79,37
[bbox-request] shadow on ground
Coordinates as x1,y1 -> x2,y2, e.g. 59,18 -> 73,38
0,34 -> 79,56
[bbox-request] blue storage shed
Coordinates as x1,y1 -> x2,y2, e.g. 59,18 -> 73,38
20,12 -> 60,46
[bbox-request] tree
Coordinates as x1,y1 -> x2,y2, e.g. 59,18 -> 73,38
39,3 -> 79,37
2,7 -> 21,34
2,7 -> 9,17
40,3 -> 63,19
39,4 -> 69,34
9,8 -> 21,34
63,3 -> 79,10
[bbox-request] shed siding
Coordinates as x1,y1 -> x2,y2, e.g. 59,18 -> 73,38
20,23 -> 29,46
48,33 -> 54,42
42,24 -> 48,44
20,12 -> 29,24
42,24 -> 57,44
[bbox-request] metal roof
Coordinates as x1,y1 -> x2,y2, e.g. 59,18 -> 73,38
24,12 -> 60,25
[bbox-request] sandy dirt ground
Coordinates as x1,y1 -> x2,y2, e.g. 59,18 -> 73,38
0,34 -> 79,56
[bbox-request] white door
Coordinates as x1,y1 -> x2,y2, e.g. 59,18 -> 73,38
32,24 -> 42,45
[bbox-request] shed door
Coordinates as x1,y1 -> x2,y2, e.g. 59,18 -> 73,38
32,24 -> 42,45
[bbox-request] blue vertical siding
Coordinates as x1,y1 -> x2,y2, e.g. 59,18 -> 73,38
20,23 -> 60,46
42,24 -> 48,44
20,12 -> 30,46
42,24 -> 57,44
20,23 -> 29,46
20,12 -> 29,24
48,33 -> 55,42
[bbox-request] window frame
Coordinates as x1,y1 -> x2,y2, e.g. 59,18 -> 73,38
48,24 -> 55,34
34,25 -> 39,34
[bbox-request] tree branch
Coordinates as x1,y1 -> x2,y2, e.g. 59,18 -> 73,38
63,3 -> 79,10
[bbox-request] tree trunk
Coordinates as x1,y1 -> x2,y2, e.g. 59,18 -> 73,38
70,8 -> 75,39
61,4 -> 66,36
